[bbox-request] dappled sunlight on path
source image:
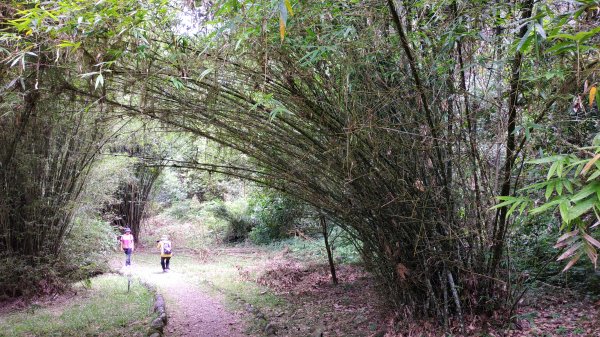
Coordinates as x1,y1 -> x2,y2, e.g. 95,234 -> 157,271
120,252 -> 249,337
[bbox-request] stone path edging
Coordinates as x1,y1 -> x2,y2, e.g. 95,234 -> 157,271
144,282 -> 168,337
113,270 -> 168,337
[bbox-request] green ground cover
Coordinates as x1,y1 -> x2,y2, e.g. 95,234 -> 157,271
0,274 -> 154,337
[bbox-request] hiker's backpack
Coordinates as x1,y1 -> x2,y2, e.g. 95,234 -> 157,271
162,241 -> 172,255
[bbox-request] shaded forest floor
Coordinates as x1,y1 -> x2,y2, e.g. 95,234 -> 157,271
2,241 -> 599,336
217,246 -> 600,337
130,229 -> 600,337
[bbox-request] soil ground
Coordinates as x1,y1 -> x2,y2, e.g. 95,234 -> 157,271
210,246 -> 600,337
3,244 -> 599,337
112,251 -> 249,337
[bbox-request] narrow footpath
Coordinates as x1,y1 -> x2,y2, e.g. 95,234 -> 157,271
117,252 -> 249,337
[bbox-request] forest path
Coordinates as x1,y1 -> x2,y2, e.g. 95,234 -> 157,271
115,252 -> 249,337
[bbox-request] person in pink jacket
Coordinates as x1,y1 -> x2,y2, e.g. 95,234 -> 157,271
120,228 -> 134,266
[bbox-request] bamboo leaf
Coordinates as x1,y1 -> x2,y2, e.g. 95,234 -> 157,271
545,181 -> 555,200
517,24 -> 534,52
57,41 -> 81,49
562,253 -> 582,272
554,239 -> 570,249
557,242 -> 582,261
548,33 -> 576,40
556,180 -> 563,196
546,41 -> 577,55
170,77 -> 184,90
566,158 -> 589,169
530,199 -> 561,215
559,200 -> 570,223
584,245 -> 597,269
490,197 -> 518,210
581,153 -> 600,176
573,27 -> 600,42
547,161 -> 558,179
586,169 -> 600,182
583,232 -> 600,249
556,229 -> 578,245
567,196 -> 597,221
570,182 -> 600,202
564,180 -> 574,193
534,23 -> 546,39
520,180 -> 552,192
528,155 -> 564,164
496,195 -> 518,201
507,199 -> 522,218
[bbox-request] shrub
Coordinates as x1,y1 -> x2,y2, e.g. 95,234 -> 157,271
0,256 -> 64,299
164,198 -> 204,221
152,168 -> 187,206
202,199 -> 253,242
248,223 -> 274,245
60,215 -> 117,281
247,191 -> 306,245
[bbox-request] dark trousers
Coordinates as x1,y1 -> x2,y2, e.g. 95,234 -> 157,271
123,248 -> 132,266
161,256 -> 170,270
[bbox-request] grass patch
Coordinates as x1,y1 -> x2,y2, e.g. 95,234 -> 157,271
177,254 -> 285,309
0,274 -> 154,337
266,236 -> 362,264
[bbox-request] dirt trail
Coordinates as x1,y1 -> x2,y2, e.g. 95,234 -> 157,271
120,253 -> 249,337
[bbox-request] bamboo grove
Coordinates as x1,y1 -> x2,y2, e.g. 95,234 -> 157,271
1,0 -> 599,323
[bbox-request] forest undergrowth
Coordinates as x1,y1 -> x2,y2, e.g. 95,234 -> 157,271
141,212 -> 600,336
0,274 -> 153,337
2,0 -> 600,333
231,244 -> 600,337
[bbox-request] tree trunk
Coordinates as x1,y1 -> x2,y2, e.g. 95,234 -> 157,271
490,0 -> 535,275
320,215 -> 338,285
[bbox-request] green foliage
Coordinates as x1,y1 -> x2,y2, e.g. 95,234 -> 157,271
267,234 -> 361,265
204,199 -> 253,243
509,213 -> 599,292
3,0 -> 600,321
0,256 -> 64,299
65,154 -> 134,280
0,274 -> 153,337
498,144 -> 600,272
0,68 -> 110,296
247,224 -> 274,245
3,0 -> 171,72
0,153 -> 131,298
149,192 -> 253,247
153,169 -> 188,205
164,198 -> 205,221
78,155 -> 138,215
247,191 -> 306,245
61,216 -> 117,281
